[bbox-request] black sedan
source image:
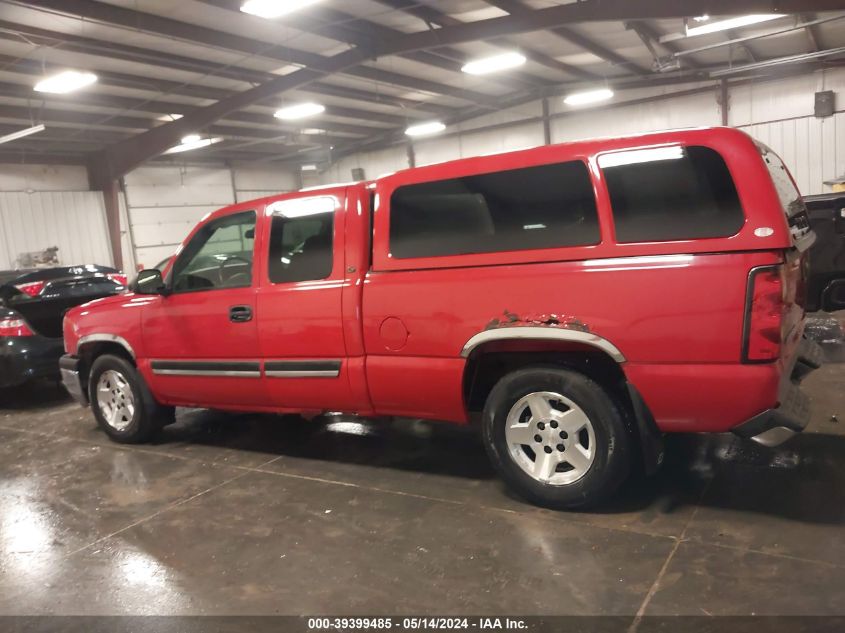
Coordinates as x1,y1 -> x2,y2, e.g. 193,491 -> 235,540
0,265 -> 127,388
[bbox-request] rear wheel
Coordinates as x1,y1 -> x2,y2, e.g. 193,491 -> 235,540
482,366 -> 631,509
89,354 -> 172,443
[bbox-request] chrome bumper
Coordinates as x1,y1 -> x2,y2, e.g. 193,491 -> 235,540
59,354 -> 88,406
732,337 -> 823,447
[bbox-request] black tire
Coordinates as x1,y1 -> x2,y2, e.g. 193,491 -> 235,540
88,354 -> 173,443
482,366 -> 631,510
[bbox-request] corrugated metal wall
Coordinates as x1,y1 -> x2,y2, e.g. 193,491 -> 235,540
737,113 -> 845,196
0,191 -> 112,269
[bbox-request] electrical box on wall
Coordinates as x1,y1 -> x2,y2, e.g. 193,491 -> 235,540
815,91 -> 835,118
351,167 -> 365,181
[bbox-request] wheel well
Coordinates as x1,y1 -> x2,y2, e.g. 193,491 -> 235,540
463,345 -> 628,414
77,342 -> 135,389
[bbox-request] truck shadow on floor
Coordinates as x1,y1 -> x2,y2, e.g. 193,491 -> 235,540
156,409 -> 845,525
0,379 -> 70,411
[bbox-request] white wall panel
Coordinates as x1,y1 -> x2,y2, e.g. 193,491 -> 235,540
124,165 -> 235,269
123,164 -> 297,269
328,68 -> 845,199
0,165 -> 89,192
0,191 -> 112,269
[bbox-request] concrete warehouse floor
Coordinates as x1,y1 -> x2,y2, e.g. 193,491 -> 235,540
0,362 -> 843,617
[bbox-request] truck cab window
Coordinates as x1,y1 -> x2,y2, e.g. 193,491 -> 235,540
171,211 -> 256,292
268,211 -> 334,283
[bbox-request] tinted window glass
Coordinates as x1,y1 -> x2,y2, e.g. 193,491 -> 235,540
601,146 -> 743,243
268,212 -> 333,283
761,147 -> 811,243
389,161 -> 599,259
171,211 -> 255,292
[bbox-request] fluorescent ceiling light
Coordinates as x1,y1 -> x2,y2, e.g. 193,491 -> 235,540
34,70 -> 97,94
300,128 -> 327,135
274,102 -> 325,120
301,164 -> 318,171
405,121 -> 446,137
461,52 -> 527,75
685,14 -> 784,37
564,88 -> 614,106
598,146 -> 685,168
163,136 -> 222,154
241,0 -> 322,19
157,113 -> 183,122
241,0 -> 322,18
0,124 -> 45,146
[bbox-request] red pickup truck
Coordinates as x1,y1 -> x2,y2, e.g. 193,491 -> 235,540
61,127 -> 822,509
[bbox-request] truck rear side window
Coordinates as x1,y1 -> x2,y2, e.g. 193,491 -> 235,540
268,212 -> 333,283
601,146 -> 744,243
389,160 -> 599,259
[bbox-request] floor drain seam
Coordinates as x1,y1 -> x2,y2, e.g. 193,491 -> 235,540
63,470 -> 253,558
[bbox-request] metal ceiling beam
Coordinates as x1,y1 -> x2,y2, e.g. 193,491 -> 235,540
41,0 -> 840,180
200,0 -> 550,91
23,0 -> 505,109
372,0 -> 601,80
329,58 -> 841,161
484,0 -> 650,75
0,103 -> 365,147
0,80 -> 384,138
801,13 -> 822,51
0,19 -> 454,117
626,20 -> 702,70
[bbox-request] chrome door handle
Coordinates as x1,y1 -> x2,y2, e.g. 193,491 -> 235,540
229,305 -> 252,322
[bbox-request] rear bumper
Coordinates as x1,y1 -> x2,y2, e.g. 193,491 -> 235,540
0,335 -> 64,388
732,337 -> 823,447
59,354 -> 88,406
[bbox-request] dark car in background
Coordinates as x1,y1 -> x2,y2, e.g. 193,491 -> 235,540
0,265 -> 127,388
805,192 -> 845,313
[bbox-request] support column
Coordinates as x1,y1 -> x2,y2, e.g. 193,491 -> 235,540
102,179 -> 123,270
542,96 -> 552,145
88,160 -> 124,270
406,140 -> 416,168
719,79 -> 730,126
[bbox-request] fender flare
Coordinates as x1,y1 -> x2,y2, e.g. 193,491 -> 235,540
460,326 -> 626,363
77,333 -> 136,360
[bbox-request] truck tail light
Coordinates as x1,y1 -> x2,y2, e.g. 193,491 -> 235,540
107,273 -> 128,286
14,280 -> 46,297
0,316 -> 34,337
743,266 -> 784,362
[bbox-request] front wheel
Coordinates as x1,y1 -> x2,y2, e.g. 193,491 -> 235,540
89,354 -> 172,443
482,366 -> 631,510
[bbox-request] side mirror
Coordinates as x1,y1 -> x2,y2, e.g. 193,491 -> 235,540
133,269 -> 167,295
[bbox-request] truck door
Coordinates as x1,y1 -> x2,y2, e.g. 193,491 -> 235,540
256,188 -> 362,412
142,207 -> 268,408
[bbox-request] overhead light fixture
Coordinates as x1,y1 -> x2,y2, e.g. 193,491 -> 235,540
461,52 -> 527,76
685,14 -> 784,37
598,146 -> 685,168
274,102 -> 325,120
163,135 -> 222,154
301,164 -> 318,171
0,124 -> 46,146
564,88 -> 614,106
241,0 -> 322,18
34,70 -> 97,94
157,113 -> 183,122
405,121 -> 446,137
301,128 -> 326,135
